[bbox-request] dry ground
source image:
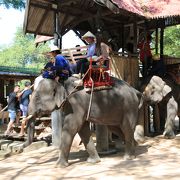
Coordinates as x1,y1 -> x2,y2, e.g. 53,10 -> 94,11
0,134 -> 180,180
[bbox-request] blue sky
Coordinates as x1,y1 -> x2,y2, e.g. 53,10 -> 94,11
0,7 -> 84,48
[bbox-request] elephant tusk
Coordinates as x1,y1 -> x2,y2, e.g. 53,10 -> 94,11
144,86 -> 149,92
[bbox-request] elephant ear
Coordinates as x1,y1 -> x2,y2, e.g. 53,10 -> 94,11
162,84 -> 172,97
54,83 -> 64,108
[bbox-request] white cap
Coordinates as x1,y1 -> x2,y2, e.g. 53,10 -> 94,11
82,31 -> 96,40
49,46 -> 60,52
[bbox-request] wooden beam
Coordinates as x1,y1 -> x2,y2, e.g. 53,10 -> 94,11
30,1 -> 96,17
94,0 -> 119,14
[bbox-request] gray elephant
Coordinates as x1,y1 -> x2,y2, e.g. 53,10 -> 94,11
26,76 -> 144,167
142,75 -> 179,138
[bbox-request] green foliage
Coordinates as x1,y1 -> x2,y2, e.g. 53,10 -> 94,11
0,0 -> 25,10
0,27 -> 50,70
151,25 -> 180,58
164,25 -> 180,57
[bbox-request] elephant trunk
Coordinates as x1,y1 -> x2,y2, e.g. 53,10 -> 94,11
23,115 -> 36,148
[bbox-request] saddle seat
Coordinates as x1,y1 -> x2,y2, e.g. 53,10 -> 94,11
84,57 -> 114,89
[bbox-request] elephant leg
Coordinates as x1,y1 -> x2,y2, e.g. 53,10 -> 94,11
163,97 -> 178,139
56,119 -> 77,167
78,121 -> 101,164
120,119 -> 136,160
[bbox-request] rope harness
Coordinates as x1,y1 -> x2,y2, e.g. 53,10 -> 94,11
58,68 -> 94,121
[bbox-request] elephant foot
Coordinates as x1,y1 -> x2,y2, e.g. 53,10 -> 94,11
123,154 -> 136,160
163,130 -> 176,139
55,158 -> 69,168
134,125 -> 145,144
87,156 -> 101,164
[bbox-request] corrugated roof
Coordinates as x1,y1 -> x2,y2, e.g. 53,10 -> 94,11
111,0 -> 180,18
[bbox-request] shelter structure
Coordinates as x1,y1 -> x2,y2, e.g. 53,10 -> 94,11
23,0 -> 180,140
0,66 -> 38,106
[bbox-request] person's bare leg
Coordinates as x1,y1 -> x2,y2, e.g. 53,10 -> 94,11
19,118 -> 27,136
5,120 -> 14,135
15,111 -> 21,125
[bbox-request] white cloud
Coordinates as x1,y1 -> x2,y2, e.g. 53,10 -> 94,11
0,7 -> 24,46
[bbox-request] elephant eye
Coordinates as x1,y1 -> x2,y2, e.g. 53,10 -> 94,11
53,89 -> 56,96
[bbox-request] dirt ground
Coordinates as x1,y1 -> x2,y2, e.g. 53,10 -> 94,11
0,134 -> 180,180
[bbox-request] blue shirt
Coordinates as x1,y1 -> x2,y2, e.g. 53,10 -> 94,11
55,55 -> 70,70
20,89 -> 32,106
51,55 -> 71,77
86,43 -> 96,58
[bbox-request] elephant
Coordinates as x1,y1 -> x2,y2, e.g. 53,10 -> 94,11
142,75 -> 179,138
26,76 -> 144,167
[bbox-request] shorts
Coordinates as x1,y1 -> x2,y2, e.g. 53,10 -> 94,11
8,110 -> 16,122
20,104 -> 28,117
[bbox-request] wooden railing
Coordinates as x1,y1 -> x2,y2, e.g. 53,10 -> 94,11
60,46 -> 88,63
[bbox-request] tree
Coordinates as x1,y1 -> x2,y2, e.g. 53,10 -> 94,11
152,25 -> 180,58
0,0 -> 25,10
164,25 -> 180,57
0,27 -> 50,70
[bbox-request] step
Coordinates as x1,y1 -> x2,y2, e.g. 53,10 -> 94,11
36,117 -> 51,121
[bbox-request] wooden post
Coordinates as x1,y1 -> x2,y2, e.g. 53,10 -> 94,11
53,4 -> 62,49
133,21 -> 137,53
160,26 -> 166,75
160,27 -> 164,60
155,27 -> 159,54
121,24 -> 125,56
144,104 -> 150,136
144,21 -> 148,77
153,104 -> 161,134
0,79 -> 4,103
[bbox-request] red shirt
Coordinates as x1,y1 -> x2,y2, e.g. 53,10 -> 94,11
138,41 -> 152,62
